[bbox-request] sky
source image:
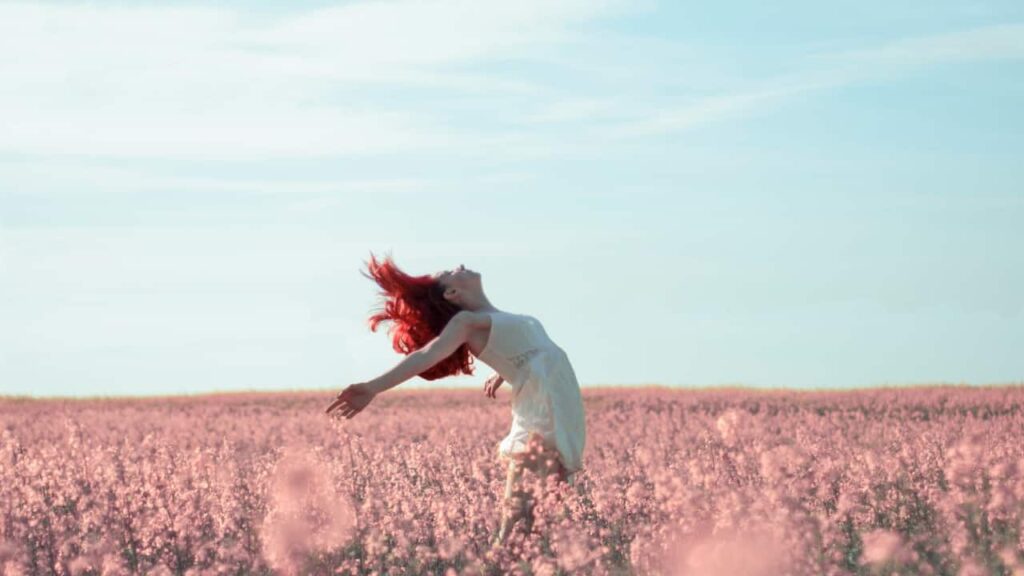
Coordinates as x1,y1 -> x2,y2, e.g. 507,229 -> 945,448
1,1 -> 1022,397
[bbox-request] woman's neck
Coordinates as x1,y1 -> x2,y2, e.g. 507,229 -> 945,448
462,294 -> 500,313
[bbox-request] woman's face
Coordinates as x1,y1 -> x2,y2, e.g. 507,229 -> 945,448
433,264 -> 481,301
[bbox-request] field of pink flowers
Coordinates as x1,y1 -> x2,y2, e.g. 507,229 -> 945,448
2,385 -> 1023,576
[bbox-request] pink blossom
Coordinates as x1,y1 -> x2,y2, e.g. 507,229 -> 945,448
0,386 -> 1022,575
861,528 -> 913,565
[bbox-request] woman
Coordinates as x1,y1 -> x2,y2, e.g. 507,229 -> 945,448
325,252 -> 586,546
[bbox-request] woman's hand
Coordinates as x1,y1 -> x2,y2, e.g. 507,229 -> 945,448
484,374 -> 505,399
325,382 -> 376,419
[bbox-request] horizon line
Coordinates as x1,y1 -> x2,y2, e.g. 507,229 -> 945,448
3,381 -> 1022,402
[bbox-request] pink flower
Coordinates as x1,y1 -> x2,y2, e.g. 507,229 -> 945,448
861,529 -> 913,565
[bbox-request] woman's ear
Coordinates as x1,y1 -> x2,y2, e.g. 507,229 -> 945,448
443,286 -> 457,302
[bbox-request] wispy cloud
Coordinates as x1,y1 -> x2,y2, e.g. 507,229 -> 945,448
0,159 -> 433,200
1,106 -> 466,159
593,23 -> 1024,139
595,80 -> 819,138
0,0 -> 634,159
247,0 -> 634,70
519,98 -> 622,124
806,23 -> 1024,69
0,3 -> 1020,162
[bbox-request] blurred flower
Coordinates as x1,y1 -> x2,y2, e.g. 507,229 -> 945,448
261,447 -> 356,576
716,409 -> 742,447
662,525 -> 790,576
861,528 -> 913,565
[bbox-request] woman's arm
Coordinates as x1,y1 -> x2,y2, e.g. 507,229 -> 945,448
364,311 -> 475,395
327,311 -> 479,418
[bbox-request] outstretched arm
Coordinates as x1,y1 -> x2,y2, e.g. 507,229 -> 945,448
326,311 -> 475,417
364,311 -> 474,395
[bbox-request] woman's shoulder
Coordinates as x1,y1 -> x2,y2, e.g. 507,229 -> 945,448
451,309 -> 496,330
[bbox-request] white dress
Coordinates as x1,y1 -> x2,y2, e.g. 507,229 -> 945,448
474,310 -> 586,476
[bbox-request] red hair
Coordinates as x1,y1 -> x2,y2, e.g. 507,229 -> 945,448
360,250 -> 476,380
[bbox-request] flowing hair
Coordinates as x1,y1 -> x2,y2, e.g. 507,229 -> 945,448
360,250 -> 476,380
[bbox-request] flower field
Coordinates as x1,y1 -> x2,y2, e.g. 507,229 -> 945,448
2,385 -> 1023,575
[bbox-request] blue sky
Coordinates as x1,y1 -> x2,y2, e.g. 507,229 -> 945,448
1,1 -> 1022,397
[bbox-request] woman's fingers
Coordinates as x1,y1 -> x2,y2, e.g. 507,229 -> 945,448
326,398 -> 344,414
483,375 -> 503,399
328,403 -> 358,419
326,389 -> 354,414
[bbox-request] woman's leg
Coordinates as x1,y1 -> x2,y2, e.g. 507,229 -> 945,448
494,456 -> 528,546
494,434 -> 569,545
